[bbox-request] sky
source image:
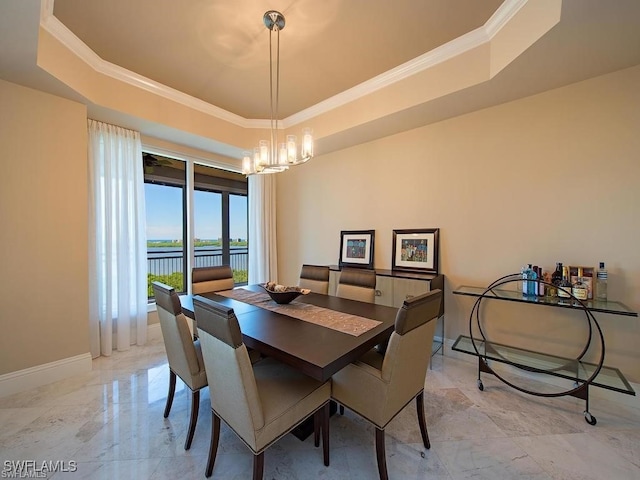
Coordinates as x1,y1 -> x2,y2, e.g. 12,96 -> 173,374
144,183 -> 247,240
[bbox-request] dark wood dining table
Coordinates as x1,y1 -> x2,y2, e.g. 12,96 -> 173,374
179,284 -> 399,382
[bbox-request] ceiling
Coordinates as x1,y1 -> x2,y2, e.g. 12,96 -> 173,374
1,0 -> 640,161
51,0 -> 504,120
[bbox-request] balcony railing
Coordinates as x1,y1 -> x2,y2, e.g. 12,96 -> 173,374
147,247 -> 248,295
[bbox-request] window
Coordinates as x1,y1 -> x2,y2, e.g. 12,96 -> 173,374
143,153 -> 248,300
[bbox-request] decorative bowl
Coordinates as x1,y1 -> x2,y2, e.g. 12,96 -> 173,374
260,283 -> 310,304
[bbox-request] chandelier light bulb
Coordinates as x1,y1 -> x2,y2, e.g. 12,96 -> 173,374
302,128 -> 314,161
286,135 -> 297,163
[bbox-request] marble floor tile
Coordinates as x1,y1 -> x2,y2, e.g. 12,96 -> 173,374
1,339 -> 639,480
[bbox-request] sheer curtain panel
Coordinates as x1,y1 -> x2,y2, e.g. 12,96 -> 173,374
248,174 -> 278,284
88,119 -> 147,357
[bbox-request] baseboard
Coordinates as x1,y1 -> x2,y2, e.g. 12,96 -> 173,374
440,337 -> 640,410
0,352 -> 92,398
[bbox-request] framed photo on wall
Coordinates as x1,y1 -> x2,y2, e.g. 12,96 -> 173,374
339,230 -> 375,269
392,228 -> 439,274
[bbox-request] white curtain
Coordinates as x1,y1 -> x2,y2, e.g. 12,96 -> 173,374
248,174 -> 278,283
88,119 -> 147,357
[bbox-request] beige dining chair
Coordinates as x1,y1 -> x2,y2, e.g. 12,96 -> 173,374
152,281 -> 208,450
331,289 -> 443,480
336,267 -> 376,303
192,265 -> 235,294
299,264 -> 330,294
189,265 -> 235,337
193,295 -> 331,480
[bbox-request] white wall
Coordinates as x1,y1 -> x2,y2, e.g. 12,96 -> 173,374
276,65 -> 640,383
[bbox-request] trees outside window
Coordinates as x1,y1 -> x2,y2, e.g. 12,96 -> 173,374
144,154 -> 248,299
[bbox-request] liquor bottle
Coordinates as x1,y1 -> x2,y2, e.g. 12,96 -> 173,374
550,262 -> 563,297
521,265 -> 529,296
543,271 -> 553,297
572,267 -> 588,301
596,262 -> 608,301
537,268 -> 546,297
522,264 -> 536,297
557,266 -> 572,300
527,265 -> 538,297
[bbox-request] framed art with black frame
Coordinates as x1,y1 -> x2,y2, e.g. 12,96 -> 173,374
339,230 -> 375,269
392,228 -> 439,274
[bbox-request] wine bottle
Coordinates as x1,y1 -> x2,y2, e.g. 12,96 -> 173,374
550,262 -> 563,297
596,262 -> 608,301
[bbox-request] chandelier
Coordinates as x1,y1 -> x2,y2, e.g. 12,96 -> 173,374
242,10 -> 314,175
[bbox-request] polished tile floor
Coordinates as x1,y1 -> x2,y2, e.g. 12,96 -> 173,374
1,337 -> 639,479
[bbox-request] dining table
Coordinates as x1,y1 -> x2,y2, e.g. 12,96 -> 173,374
179,284 -> 400,383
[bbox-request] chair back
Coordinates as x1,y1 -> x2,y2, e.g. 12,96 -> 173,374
192,265 -> 234,294
152,281 -> 204,387
379,289 -> 442,420
299,264 -> 330,294
336,268 -> 376,303
193,295 -> 264,444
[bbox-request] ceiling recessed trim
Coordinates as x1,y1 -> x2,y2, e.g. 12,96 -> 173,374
285,0 -> 528,127
42,0 -> 527,131
40,11 -> 248,127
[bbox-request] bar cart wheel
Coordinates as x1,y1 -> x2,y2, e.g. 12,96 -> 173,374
477,379 -> 484,391
584,411 -> 597,426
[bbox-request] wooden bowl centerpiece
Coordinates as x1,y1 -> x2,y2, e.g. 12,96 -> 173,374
260,282 -> 310,304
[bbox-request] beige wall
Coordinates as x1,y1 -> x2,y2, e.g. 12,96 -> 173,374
0,79 -> 89,375
276,65 -> 640,383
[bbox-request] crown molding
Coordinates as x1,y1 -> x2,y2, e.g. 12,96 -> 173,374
40,7 -> 248,127
284,0 -> 527,127
41,0 -> 527,130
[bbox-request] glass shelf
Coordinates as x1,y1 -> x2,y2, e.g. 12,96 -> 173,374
453,285 -> 637,317
452,335 -> 635,395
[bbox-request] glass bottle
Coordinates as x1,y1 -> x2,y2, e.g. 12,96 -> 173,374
521,265 -> 529,296
557,266 -> 572,300
596,262 -> 608,301
572,267 -> 588,301
522,264 -> 536,297
528,265 -> 538,297
550,262 -> 563,297
536,267 -> 545,297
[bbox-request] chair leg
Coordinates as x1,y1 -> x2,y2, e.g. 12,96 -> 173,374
252,452 -> 264,480
375,427 -> 388,480
205,413 -> 221,478
339,405 -> 344,415
416,391 -> 430,449
184,389 -> 200,450
322,402 -> 330,467
164,370 -> 176,418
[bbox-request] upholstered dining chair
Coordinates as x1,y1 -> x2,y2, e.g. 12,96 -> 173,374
192,265 -> 235,294
336,267 -> 376,303
193,295 -> 331,480
299,264 -> 330,294
331,289 -> 443,480
190,265 -> 235,336
152,281 -> 208,451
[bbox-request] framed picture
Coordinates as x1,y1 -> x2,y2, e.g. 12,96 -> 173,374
392,228 -> 440,274
339,230 -> 375,269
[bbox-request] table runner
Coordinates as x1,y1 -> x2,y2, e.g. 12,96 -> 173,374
216,288 -> 382,337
